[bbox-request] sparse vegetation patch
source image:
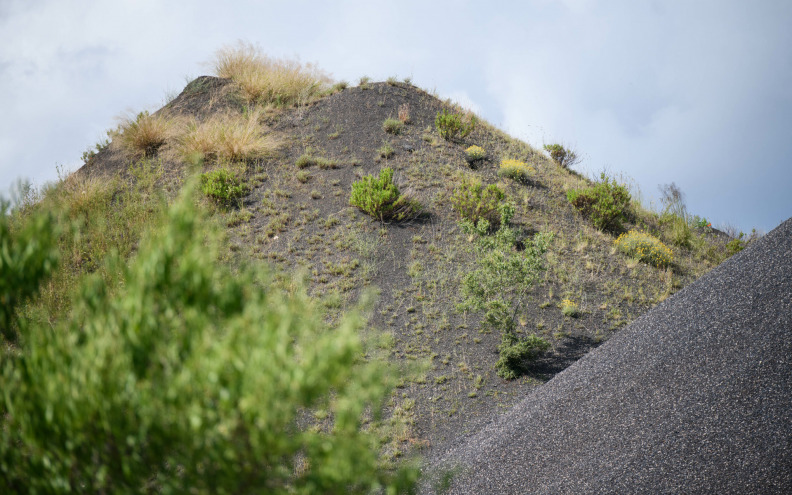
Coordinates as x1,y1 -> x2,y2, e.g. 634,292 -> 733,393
435,109 -> 476,141
451,178 -> 506,226
383,118 -> 404,135
615,231 -> 673,268
543,143 -> 580,169
567,172 -> 631,232
498,159 -> 535,183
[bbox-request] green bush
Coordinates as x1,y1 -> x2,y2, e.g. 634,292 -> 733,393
496,333 -> 551,380
199,167 -> 248,204
0,189 -> 418,493
350,167 -> 421,222
567,173 -> 631,231
382,118 -> 403,135
615,230 -> 673,268
451,178 -> 505,226
543,143 -> 580,169
435,109 -> 476,141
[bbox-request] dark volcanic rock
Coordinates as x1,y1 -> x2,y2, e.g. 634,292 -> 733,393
429,218 -> 792,494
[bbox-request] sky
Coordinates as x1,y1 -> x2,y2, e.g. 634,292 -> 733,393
1,0 -> 790,233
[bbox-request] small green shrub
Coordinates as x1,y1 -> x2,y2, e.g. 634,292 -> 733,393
200,167 -> 248,204
465,145 -> 486,162
451,178 -> 505,225
615,230 -> 673,268
567,173 -> 631,231
498,159 -> 535,183
435,109 -> 476,141
378,142 -> 395,159
543,143 -> 580,169
561,298 -> 580,317
296,154 -> 339,169
383,118 -> 403,135
496,333 -> 551,380
349,167 -> 421,222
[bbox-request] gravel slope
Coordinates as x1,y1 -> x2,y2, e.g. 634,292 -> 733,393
427,218 -> 792,494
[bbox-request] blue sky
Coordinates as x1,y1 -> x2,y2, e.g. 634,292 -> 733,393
1,0 -> 790,233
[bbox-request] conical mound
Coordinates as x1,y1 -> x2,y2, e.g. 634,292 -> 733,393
430,218 -> 792,494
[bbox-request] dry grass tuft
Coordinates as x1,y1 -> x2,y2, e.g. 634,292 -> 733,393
213,42 -> 332,106
118,111 -> 176,157
179,109 -> 280,162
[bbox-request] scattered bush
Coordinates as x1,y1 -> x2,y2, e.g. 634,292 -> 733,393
658,182 -> 692,248
349,167 -> 421,222
465,145 -> 486,162
567,172 -> 631,231
451,178 -> 505,225
383,118 -> 403,135
296,154 -> 339,169
435,109 -> 476,141
543,143 -> 581,169
496,333 -> 551,380
398,104 -> 411,124
561,299 -> 580,317
615,230 -> 673,268
213,41 -> 332,106
119,110 -> 174,157
378,142 -> 395,159
498,159 -> 535,183
200,167 -> 249,204
0,191 -> 417,493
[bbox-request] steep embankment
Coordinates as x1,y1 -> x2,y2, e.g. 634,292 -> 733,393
79,76 -> 733,458
428,217 -> 792,493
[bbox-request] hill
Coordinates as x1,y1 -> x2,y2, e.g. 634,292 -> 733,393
2,46 -> 749,488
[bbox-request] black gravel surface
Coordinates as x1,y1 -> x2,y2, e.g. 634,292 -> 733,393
427,218 -> 792,494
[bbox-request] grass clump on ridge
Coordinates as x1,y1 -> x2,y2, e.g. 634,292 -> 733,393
567,172 -> 631,232
118,110 -> 175,157
615,230 -> 673,268
213,42 -> 332,106
498,159 -> 535,184
179,110 -> 279,162
382,118 -> 403,135
350,167 -> 421,222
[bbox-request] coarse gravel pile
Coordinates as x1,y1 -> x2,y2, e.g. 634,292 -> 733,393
427,217 -> 792,494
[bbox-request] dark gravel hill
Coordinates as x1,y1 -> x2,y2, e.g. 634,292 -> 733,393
429,217 -> 792,494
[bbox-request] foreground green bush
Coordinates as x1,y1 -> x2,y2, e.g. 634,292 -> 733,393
496,333 -> 551,380
350,167 -> 421,222
615,230 -> 673,268
435,109 -> 476,141
200,167 -> 248,204
451,178 -> 505,226
0,189 -> 417,494
567,173 -> 631,231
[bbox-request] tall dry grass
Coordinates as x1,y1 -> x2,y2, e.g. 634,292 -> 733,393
179,109 -> 280,162
213,42 -> 332,106
117,111 -> 177,157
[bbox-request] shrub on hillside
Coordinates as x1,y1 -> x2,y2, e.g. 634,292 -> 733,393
435,109 -> 476,141
615,230 -> 673,268
200,167 -> 248,204
498,159 -> 535,184
465,145 -> 486,162
383,118 -> 403,135
451,178 -> 505,226
350,167 -> 421,222
496,333 -> 551,380
567,173 -> 631,231
543,143 -> 581,169
0,190 -> 417,493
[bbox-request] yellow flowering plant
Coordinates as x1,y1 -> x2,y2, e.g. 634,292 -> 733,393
498,159 -> 535,183
615,230 -> 673,268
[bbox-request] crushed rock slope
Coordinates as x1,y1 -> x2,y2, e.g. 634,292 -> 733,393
429,217 -> 792,494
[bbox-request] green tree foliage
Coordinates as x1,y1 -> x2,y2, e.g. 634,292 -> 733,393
350,167 -> 421,222
0,189 -> 417,494
0,200 -> 59,342
459,209 -> 552,379
566,172 -> 631,232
